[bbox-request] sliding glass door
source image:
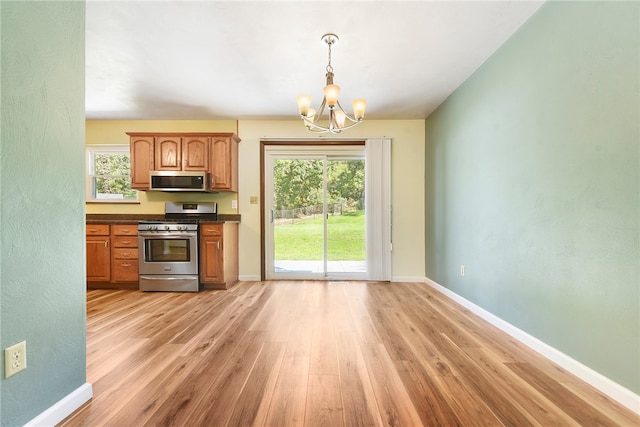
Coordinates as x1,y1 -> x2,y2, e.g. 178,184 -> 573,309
265,146 -> 366,280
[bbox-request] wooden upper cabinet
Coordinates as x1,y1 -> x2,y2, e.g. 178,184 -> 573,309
210,135 -> 240,191
182,137 -> 210,171
155,137 -> 182,171
127,132 -> 240,191
129,136 -> 154,190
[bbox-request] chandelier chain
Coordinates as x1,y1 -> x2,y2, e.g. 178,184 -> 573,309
326,40 -> 333,74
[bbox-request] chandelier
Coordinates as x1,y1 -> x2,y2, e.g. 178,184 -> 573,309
296,33 -> 367,134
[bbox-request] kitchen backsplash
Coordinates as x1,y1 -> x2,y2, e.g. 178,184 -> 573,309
85,190 -> 238,215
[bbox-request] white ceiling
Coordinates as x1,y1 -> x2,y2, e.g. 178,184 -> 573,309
86,1 -> 544,121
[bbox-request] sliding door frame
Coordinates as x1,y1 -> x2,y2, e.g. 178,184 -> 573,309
260,140 -> 365,280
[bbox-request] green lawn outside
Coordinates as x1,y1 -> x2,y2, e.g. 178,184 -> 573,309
274,211 -> 365,260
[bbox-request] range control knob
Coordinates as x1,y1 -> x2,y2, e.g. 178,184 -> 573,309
165,225 -> 170,231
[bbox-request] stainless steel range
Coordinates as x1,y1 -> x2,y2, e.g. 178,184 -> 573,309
138,202 -> 217,292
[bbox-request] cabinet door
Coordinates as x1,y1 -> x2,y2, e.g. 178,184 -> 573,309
155,137 -> 182,170
87,237 -> 110,282
201,236 -> 223,283
112,224 -> 137,236
210,137 -> 233,190
182,137 -> 210,170
112,260 -> 139,282
130,136 -> 154,190
200,224 -> 223,283
113,236 -> 137,248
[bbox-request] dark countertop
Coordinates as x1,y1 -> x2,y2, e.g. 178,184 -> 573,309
86,214 -> 241,224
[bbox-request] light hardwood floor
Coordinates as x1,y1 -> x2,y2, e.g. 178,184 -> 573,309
60,281 -> 639,426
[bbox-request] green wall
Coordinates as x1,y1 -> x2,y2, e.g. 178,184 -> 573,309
425,1 -> 639,394
1,2 -> 87,425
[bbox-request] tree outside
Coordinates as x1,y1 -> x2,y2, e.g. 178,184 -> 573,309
93,153 -> 137,200
273,158 -> 365,263
273,159 -> 364,214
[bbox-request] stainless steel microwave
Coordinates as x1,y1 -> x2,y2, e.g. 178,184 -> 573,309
149,171 -> 213,192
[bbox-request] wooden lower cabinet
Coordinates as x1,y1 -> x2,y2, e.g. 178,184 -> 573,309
200,222 -> 238,290
87,220 -> 238,291
111,224 -> 139,283
86,223 -> 139,289
86,224 -> 111,282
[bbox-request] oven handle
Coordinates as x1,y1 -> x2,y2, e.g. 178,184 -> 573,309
139,276 -> 193,281
138,232 -> 197,239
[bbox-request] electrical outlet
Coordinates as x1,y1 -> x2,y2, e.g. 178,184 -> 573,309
460,265 -> 465,276
231,199 -> 238,209
5,341 -> 27,378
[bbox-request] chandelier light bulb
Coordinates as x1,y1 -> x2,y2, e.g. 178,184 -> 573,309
352,99 -> 367,120
305,108 -> 317,129
324,84 -> 340,107
335,110 -> 346,128
296,95 -> 312,116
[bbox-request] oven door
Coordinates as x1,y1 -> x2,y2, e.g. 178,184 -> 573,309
138,232 -> 198,275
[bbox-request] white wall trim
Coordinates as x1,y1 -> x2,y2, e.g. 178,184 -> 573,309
391,276 -> 425,283
25,382 -> 92,427
238,275 -> 261,282
425,277 -> 640,415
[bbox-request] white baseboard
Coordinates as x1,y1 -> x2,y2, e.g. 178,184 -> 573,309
425,277 -> 640,415
238,276 -> 426,283
25,382 -> 92,427
391,276 -> 425,283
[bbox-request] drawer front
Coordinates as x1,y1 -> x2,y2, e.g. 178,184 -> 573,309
86,224 -> 110,236
112,260 -> 139,282
113,248 -> 138,260
113,236 -> 138,248
200,224 -> 222,236
113,224 -> 138,236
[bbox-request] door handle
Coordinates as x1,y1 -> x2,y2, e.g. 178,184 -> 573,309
271,209 -> 274,224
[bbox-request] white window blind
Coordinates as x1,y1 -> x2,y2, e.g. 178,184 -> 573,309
365,138 -> 392,280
